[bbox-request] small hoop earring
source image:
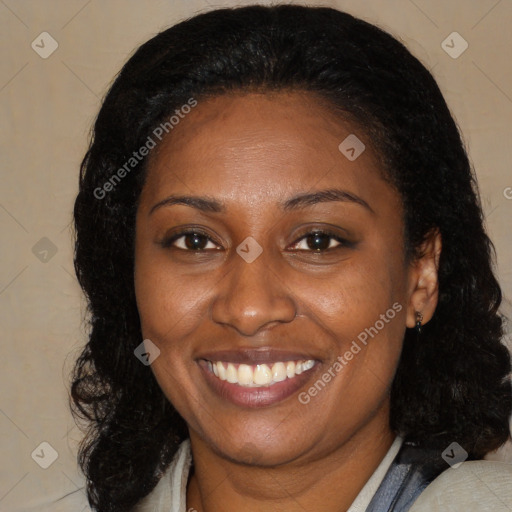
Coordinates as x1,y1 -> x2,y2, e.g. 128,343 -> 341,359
415,311 -> 423,334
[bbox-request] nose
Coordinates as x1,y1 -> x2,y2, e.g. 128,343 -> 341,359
211,250 -> 297,337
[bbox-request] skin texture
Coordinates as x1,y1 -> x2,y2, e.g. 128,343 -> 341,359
134,91 -> 441,512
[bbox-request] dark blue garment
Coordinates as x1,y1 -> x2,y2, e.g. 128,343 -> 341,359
365,442 -> 449,511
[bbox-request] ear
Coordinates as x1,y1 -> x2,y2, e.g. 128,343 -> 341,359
405,228 -> 442,328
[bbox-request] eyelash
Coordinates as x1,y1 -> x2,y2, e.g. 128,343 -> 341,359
159,228 -> 352,252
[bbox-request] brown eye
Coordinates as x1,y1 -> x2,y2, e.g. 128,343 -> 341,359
290,230 -> 351,252
160,229 -> 220,251
304,232 -> 335,251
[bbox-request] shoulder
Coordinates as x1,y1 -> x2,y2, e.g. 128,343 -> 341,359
410,460 -> 512,512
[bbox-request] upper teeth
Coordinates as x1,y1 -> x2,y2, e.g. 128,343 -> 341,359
208,360 -> 315,387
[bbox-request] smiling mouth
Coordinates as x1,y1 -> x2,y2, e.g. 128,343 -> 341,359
204,359 -> 316,387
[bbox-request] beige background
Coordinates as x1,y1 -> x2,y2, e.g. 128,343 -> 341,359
1,0 -> 511,510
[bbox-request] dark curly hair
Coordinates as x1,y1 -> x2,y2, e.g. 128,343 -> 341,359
70,4 -> 512,511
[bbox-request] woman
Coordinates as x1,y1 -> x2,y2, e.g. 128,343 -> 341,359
69,4 -> 512,511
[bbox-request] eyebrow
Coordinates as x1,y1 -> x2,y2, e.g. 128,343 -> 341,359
149,188 -> 374,216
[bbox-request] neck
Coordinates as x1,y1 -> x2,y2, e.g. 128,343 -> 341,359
186,408 -> 395,512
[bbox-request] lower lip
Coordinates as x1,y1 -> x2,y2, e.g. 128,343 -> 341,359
198,360 -> 320,408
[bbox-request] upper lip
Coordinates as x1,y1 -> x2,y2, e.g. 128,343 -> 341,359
197,347 -> 320,364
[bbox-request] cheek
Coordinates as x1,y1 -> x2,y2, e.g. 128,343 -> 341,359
297,255 -> 406,330
134,254 -> 208,417
134,231 -> 205,337
135,269 -> 207,344
296,253 -> 407,386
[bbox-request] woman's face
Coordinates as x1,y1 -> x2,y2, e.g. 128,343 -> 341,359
134,91 -> 420,465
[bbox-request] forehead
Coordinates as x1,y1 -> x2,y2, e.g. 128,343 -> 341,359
141,91 -> 391,210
